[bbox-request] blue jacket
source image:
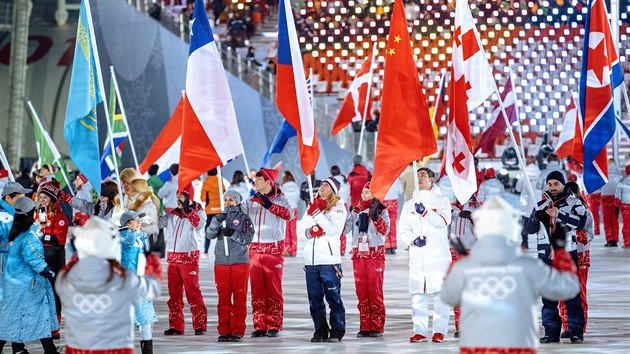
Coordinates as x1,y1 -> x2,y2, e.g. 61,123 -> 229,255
0,199 -> 16,302
119,229 -> 157,326
0,224 -> 58,342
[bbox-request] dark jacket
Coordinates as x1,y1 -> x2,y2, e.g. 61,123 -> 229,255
206,205 -> 254,265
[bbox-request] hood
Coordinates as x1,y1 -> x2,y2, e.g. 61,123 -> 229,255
351,165 -> 370,177
470,235 -> 520,266
281,181 -> 299,193
0,199 -> 15,215
64,257 -> 122,294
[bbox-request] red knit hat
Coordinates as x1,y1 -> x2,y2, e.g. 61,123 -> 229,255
77,173 -> 88,183
39,180 -> 61,201
259,168 -> 279,183
363,181 -> 371,190
178,183 -> 195,198
485,167 -> 496,179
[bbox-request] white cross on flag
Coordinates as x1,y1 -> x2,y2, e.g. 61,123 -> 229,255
445,0 -> 496,203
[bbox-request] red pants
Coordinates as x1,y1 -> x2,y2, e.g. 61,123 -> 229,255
602,195 -> 619,242
66,348 -> 134,354
461,348 -> 536,354
383,199 -> 398,249
249,252 -> 284,331
352,257 -> 386,332
167,261 -> 208,332
450,248 -> 461,331
621,204 -> 630,247
586,193 -> 601,234
340,234 -> 347,255
561,250 -> 589,332
215,264 -> 249,336
284,208 -> 298,256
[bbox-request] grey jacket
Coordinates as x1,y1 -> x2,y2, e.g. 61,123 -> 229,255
56,257 -> 160,350
206,205 -> 254,265
344,207 -> 390,248
441,236 -> 580,350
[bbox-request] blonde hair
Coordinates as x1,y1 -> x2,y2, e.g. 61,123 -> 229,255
130,178 -> 160,210
322,191 -> 340,212
120,168 -> 142,185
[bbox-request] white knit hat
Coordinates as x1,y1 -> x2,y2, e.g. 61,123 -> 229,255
73,217 -> 121,261
472,197 -> 521,243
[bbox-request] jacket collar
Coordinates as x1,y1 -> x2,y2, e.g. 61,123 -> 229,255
0,199 -> 15,215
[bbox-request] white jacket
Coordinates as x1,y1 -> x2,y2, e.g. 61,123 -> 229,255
229,182 -> 251,204
332,175 -> 350,208
299,198 -> 347,266
477,178 -> 505,204
158,175 -> 178,209
159,206 -> 206,255
281,181 -> 301,210
399,189 -> 452,294
601,163 -> 622,196
615,176 -> 630,204
515,164 -> 541,217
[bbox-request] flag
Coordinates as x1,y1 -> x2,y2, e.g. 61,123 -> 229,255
179,0 -> 244,191
579,0 -> 624,193
474,74 -> 518,155
445,0 -> 496,203
433,72 -> 448,129
331,45 -> 375,135
100,75 -> 129,179
369,0 -> 437,200
260,120 -> 297,168
64,0 -> 102,195
139,98 -> 184,182
276,0 -> 320,175
28,103 -> 70,189
555,95 -> 578,159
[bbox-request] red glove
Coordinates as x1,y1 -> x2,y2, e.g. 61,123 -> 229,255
307,200 -> 321,216
58,190 -> 73,204
185,209 -> 201,228
144,254 -> 163,282
552,249 -> 578,274
315,197 -> 327,210
358,199 -> 371,211
576,230 -> 588,245
308,224 -> 324,238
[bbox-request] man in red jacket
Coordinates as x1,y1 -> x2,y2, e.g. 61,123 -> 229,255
347,155 -> 372,207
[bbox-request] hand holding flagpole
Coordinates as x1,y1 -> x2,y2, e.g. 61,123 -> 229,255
217,165 -> 229,257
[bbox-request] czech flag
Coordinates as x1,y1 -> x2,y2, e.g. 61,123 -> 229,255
276,0 -> 319,175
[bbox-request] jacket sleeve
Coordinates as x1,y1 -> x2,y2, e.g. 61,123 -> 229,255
48,212 -> 69,245
69,197 -> 95,216
477,182 -> 488,203
119,230 -> 136,247
440,260 -> 465,307
21,232 -> 48,274
558,199 -> 587,230
398,205 -> 417,246
529,258 -> 580,301
524,205 -> 542,234
158,213 -> 171,229
140,201 -> 159,236
157,181 -> 174,200
298,212 -> 316,240
536,173 -> 545,191
128,273 -> 161,303
232,214 -> 254,246
312,203 -> 347,239
515,174 -> 524,193
205,215 -> 222,240
373,208 -> 390,238
344,211 -> 357,235
268,195 -> 293,221
421,197 -> 451,229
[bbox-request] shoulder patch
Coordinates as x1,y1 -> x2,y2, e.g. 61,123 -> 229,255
58,220 -> 66,227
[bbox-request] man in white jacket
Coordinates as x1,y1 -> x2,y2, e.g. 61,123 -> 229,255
398,167 -> 452,343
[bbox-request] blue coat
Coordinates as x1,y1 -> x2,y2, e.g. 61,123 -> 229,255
0,199 -> 16,303
119,229 -> 157,326
0,224 -> 58,342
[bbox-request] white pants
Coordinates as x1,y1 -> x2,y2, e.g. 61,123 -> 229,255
411,292 -> 450,336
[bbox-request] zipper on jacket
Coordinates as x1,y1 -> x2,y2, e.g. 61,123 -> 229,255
327,240 -> 333,256
172,218 -> 184,251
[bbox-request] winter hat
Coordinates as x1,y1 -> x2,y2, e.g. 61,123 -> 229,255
485,167 -> 496,179
13,197 -> 38,215
353,154 -> 363,165
178,183 -> 195,198
322,177 -> 341,195
259,168 -> 279,183
546,170 -> 565,185
73,217 -> 121,261
76,173 -> 88,183
2,181 -> 31,197
363,181 -> 371,190
472,197 -> 521,243
119,210 -> 146,228
39,181 -> 60,201
224,189 -> 242,204
625,165 -> 630,176
100,181 -> 118,200
119,168 -> 142,185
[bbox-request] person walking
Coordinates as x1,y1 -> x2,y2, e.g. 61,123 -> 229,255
158,164 -> 180,212
615,165 -> 630,248
600,160 -> 621,247
281,171 -> 300,257
201,168 -> 229,257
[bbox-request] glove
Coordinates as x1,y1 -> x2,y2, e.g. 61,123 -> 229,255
315,197 -> 328,210
412,236 -> 426,248
550,224 -> 568,250
215,213 -> 227,223
358,212 -> 369,233
459,210 -> 472,220
221,227 -> 235,236
369,200 -> 380,221
307,200 -> 321,216
308,224 -> 324,238
144,254 -> 163,282
253,192 -> 272,209
58,190 -> 73,204
415,202 -> 425,215
39,266 -> 55,280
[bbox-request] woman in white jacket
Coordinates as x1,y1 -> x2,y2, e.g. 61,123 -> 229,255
123,179 -> 160,239
398,167 -> 452,343
299,177 -> 348,343
281,171 -> 301,257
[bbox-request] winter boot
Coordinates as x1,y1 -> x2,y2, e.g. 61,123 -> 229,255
140,340 -> 153,354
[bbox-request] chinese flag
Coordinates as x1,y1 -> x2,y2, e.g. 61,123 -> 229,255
370,0 -> 437,200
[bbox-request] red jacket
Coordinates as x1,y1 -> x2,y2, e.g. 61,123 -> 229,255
36,203 -> 69,246
347,164 -> 371,207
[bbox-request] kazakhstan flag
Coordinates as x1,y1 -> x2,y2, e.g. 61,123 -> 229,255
64,0 -> 102,195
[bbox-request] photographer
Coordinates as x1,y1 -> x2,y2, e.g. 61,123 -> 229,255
525,171 -> 586,344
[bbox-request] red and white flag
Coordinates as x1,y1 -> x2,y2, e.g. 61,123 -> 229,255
474,73 -> 518,155
331,44 -> 376,135
445,0 -> 496,203
178,0 -> 244,190
555,95 -> 578,159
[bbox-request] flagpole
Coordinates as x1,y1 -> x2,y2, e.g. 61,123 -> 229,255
472,32 -> 536,205
508,66 -> 527,159
110,66 -> 140,170
0,143 -> 15,181
306,66 -> 315,202
412,160 -> 419,194
83,0 -> 124,202
357,43 -> 377,156
217,165 -> 229,257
